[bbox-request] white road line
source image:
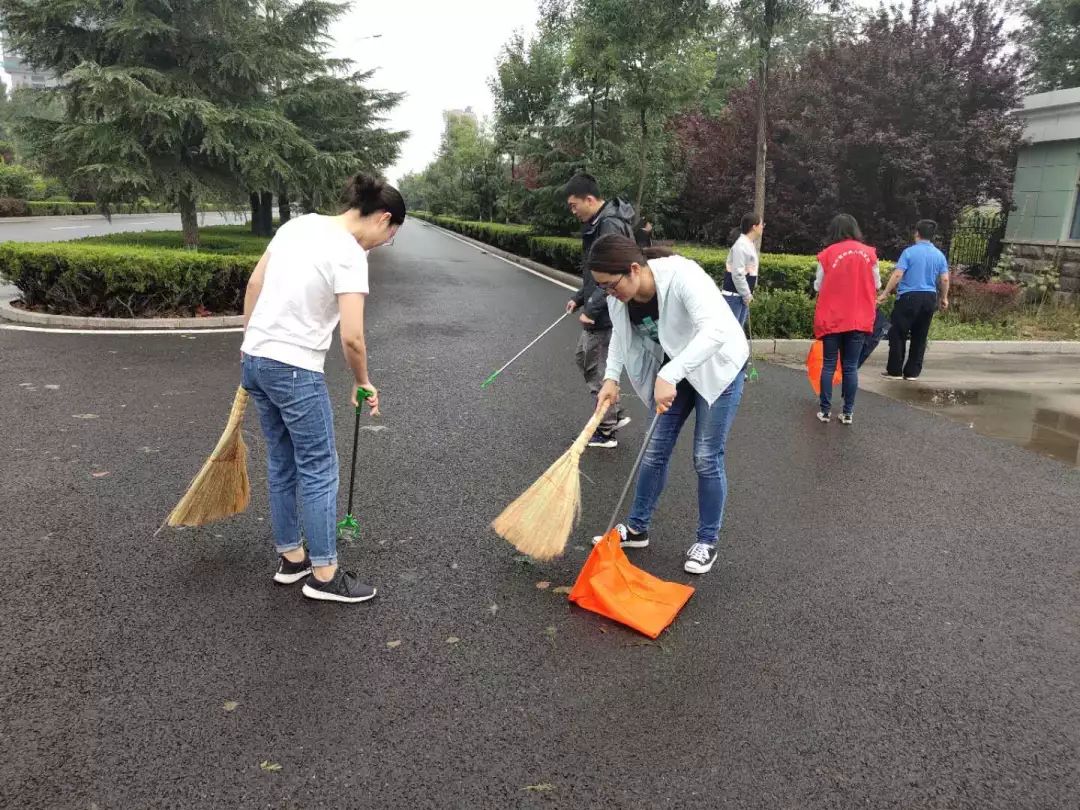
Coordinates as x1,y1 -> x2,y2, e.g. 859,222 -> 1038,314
0,324 -> 242,335
50,225 -> 93,231
422,222 -> 576,292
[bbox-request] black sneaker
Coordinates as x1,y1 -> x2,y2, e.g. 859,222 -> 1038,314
684,542 -> 718,574
592,523 -> 649,548
302,569 -> 377,603
273,552 -> 312,585
587,431 -> 618,449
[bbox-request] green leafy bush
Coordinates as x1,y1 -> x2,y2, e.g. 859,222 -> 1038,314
748,290 -> 816,338
0,226 -> 268,317
0,164 -> 36,199
0,197 -> 30,217
411,211 -> 893,293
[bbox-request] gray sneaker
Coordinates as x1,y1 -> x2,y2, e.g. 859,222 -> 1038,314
302,569 -> 377,604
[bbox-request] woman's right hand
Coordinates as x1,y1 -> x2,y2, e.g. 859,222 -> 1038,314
597,380 -> 620,414
354,382 -> 380,416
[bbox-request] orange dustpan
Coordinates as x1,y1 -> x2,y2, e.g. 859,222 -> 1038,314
568,414 -> 695,638
806,339 -> 843,396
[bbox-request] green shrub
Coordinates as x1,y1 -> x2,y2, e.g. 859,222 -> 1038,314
25,200 -> 98,216
0,164 -> 36,199
746,290 -> 815,338
82,227 -> 270,256
527,236 -> 581,272
0,197 -> 30,217
0,241 -> 256,317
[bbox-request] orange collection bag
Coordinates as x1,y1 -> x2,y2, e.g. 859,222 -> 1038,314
569,528 -> 695,639
806,339 -> 843,396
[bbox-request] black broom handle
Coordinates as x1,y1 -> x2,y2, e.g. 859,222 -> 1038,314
606,411 -> 662,534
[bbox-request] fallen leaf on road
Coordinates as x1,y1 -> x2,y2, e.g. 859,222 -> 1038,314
259,761 -> 282,772
44,385 -> 60,390
72,414 -> 99,420
488,604 -> 499,615
387,640 -> 402,649
446,636 -> 461,644
535,581 -> 551,590
522,783 -> 555,792
91,471 -> 110,478
223,701 -> 239,712
551,586 -> 572,595
544,626 -> 557,644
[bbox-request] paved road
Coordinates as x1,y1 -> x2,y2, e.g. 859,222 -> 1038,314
0,211 -> 242,244
2,220 -> 1078,809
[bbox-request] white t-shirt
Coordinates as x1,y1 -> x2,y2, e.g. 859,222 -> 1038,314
241,214 -> 369,372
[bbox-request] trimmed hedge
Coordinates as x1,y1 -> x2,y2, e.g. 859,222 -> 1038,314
411,211 -> 893,294
0,227 -> 266,317
0,200 -> 232,217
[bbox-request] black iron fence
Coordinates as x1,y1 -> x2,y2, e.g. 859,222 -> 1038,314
946,212 -> 1006,280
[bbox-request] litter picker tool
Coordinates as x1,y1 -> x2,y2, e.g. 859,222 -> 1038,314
481,311 -> 571,389
490,403 -> 610,560
746,310 -> 759,382
337,386 -> 374,543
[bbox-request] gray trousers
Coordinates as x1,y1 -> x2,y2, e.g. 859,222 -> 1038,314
575,327 -> 625,433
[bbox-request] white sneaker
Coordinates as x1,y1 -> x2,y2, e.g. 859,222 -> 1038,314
839,413 -> 853,425
611,415 -> 632,432
684,542 -> 718,574
592,523 -> 650,548
817,411 -> 831,423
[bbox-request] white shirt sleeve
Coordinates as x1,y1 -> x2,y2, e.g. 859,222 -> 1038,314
333,243 -> 369,295
872,262 -> 882,290
814,262 -> 824,292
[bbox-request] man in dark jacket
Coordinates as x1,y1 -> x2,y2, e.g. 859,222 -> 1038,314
564,173 -> 634,447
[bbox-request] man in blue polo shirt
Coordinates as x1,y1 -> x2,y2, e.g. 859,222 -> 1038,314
877,219 -> 950,380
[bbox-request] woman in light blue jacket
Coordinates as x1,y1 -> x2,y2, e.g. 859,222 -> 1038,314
592,234 -> 749,575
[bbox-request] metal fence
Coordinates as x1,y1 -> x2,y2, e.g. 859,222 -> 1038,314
946,212 -> 1006,280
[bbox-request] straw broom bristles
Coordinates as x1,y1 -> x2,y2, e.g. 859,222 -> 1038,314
491,405 -> 609,561
165,386 -> 251,528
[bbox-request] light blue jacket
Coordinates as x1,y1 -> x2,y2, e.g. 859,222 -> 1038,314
604,255 -> 750,411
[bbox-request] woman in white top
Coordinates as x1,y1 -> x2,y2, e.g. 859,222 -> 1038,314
723,212 -> 763,326
240,175 -> 403,604
592,234 -> 749,575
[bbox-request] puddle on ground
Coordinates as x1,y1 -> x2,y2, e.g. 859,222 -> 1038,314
883,385 -> 1080,467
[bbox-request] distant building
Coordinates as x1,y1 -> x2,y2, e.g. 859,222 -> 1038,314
1004,88 -> 1080,303
1,38 -> 57,90
444,106 -> 478,126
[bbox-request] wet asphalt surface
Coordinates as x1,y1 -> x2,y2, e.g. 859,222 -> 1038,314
2,220 -> 1078,809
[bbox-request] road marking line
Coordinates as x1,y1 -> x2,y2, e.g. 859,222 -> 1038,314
50,225 -> 92,231
0,324 -> 242,335
421,222 -> 576,292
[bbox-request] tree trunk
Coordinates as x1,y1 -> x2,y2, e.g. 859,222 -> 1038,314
753,31 -> 771,225
250,191 -> 261,235
589,95 -> 596,156
506,152 -> 515,224
302,193 -> 316,214
278,188 -> 291,225
179,189 -> 199,248
636,106 -> 648,213
260,191 -> 274,235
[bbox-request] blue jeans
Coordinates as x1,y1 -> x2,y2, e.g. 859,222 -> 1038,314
241,355 -> 339,567
627,375 -> 744,545
820,331 -> 867,416
723,294 -> 748,327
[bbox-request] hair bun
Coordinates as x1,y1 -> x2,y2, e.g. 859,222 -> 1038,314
349,174 -> 384,207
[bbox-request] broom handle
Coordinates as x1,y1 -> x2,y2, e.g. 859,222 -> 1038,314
570,402 -> 611,455
606,411 -> 662,534
481,311 -> 571,388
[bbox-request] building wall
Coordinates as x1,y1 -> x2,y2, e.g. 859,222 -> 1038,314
1006,139 -> 1080,243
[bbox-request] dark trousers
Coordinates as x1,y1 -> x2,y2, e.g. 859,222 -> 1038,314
887,292 -> 938,378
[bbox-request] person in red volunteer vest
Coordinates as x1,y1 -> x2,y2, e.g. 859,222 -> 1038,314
812,214 -> 882,424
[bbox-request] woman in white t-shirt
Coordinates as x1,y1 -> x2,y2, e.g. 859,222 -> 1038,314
723,212 -> 763,327
240,175 -> 404,604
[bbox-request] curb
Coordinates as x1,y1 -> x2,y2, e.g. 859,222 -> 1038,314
0,296 -> 243,330
411,217 -> 580,289
764,338 -> 1080,355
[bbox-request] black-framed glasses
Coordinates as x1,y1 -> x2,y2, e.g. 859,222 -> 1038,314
597,276 -> 626,295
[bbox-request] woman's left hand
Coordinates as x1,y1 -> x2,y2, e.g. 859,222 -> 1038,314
654,377 -> 677,414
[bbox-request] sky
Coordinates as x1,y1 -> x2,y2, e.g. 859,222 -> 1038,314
331,0 -> 540,184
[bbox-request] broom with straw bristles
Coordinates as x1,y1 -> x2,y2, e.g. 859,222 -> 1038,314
162,386 -> 251,529
491,403 -> 609,561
